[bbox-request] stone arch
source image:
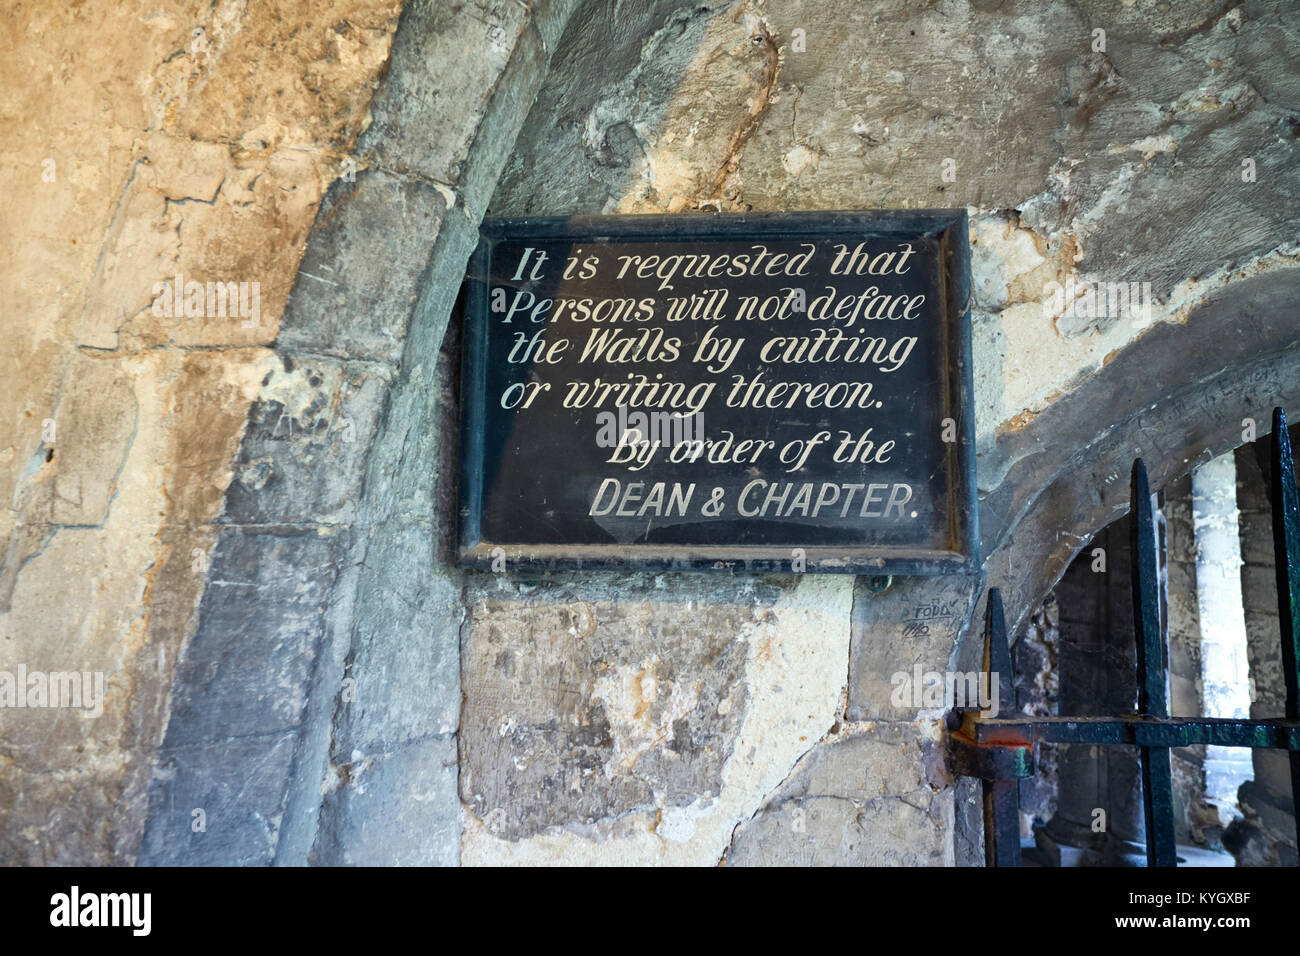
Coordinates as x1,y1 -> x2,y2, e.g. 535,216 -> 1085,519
967,267 -> 1300,659
929,268 -> 1300,864
136,0 -> 587,866
124,0 -> 1300,868
845,269 -> 1300,727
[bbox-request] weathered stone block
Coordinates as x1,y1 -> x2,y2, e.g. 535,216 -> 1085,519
275,169 -> 448,363
162,528 -> 342,746
138,732 -> 298,866
726,723 -> 953,866
221,355 -> 390,526
330,519 -> 462,752
460,585 -> 758,840
849,575 -> 982,720
359,0 -> 533,185
0,759 -> 124,866
312,734 -> 459,866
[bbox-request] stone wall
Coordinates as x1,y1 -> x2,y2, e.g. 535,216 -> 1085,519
1,0 -> 1297,865
467,0 -> 1300,866
0,0 -> 405,864
135,0 -> 585,867
1225,438 -> 1299,865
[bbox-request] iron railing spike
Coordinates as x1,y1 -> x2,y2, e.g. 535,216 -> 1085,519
947,431 -> 1300,868
981,588 -> 1021,867
1268,407 -> 1300,855
1131,459 -> 1177,866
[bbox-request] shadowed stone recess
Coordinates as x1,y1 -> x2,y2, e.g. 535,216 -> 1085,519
968,270 -> 1300,658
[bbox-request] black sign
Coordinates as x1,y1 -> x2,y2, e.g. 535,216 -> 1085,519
458,210 -> 976,573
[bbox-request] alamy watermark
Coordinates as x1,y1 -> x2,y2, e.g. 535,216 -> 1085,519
890,664 -> 1000,716
150,272 -> 261,328
1043,278 -> 1153,327
0,666 -> 104,718
50,886 -> 150,935
596,402 -> 705,471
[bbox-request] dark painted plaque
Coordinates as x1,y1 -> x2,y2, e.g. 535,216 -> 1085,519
458,210 -> 976,573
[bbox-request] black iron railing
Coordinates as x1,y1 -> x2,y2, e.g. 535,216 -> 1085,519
947,407 -> 1300,867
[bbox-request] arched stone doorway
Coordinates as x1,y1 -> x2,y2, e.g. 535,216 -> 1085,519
83,0 -> 1297,867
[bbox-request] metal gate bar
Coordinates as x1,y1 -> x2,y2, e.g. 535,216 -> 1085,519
946,406 -> 1300,866
1269,409 -> 1300,858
